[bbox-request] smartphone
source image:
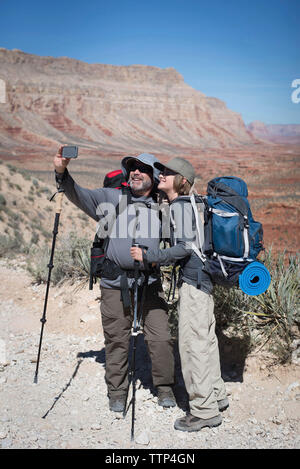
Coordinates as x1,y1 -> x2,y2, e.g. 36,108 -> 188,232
61,146 -> 78,158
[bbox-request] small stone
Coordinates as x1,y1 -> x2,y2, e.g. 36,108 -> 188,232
135,430 -> 150,445
272,415 -> 283,425
0,361 -> 10,368
286,382 -> 300,393
91,423 -> 101,430
80,313 -> 97,323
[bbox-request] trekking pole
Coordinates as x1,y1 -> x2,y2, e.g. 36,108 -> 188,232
130,257 -> 140,441
33,189 -> 64,384
122,240 -> 144,441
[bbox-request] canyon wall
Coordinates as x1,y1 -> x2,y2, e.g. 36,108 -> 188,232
247,121 -> 300,144
0,48 -> 260,156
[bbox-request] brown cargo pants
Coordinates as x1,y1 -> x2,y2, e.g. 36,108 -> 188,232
100,281 -> 175,397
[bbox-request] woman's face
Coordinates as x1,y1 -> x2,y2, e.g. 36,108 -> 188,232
157,167 -> 177,192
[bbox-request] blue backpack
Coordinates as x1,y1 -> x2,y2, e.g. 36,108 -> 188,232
202,176 -> 264,287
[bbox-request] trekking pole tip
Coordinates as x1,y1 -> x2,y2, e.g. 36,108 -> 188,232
33,374 -> 38,384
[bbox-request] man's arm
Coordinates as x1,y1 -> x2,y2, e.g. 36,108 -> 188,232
54,146 -> 107,221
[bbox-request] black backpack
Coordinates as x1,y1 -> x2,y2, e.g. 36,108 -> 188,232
103,169 -> 128,189
89,170 -> 129,290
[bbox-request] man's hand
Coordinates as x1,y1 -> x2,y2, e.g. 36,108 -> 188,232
130,246 -> 143,262
54,146 -> 70,174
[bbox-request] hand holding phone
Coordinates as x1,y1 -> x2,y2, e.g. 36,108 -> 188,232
54,145 -> 79,174
61,146 -> 78,158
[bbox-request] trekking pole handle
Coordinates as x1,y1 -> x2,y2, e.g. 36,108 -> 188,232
55,191 -> 64,214
132,243 -> 141,266
132,243 -> 148,253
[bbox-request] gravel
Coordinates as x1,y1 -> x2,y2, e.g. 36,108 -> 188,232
0,261 -> 299,451
0,326 -> 299,450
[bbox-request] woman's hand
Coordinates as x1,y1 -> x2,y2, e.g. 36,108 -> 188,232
130,246 -> 143,262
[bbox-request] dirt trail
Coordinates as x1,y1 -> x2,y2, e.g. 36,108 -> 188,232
0,258 -> 299,450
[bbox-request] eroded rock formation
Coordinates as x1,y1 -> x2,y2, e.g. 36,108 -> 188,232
0,48 -> 260,155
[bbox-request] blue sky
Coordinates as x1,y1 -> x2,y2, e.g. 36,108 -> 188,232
0,0 -> 299,124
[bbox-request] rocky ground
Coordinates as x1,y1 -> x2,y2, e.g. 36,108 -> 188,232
0,258 -> 299,451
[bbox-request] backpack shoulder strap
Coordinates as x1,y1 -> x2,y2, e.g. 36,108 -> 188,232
94,186 -> 133,244
189,193 -> 206,262
169,195 -> 206,262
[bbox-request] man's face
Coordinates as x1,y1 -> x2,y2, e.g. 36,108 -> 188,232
128,161 -> 153,195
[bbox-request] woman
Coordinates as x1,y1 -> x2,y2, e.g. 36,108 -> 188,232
130,157 -> 228,432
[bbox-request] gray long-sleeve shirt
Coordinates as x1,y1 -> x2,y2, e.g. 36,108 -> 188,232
55,169 -> 161,289
145,198 -> 213,294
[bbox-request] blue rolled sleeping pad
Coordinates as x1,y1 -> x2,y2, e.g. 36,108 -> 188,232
239,261 -> 271,296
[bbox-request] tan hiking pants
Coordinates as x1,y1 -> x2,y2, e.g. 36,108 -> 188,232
178,282 -> 227,419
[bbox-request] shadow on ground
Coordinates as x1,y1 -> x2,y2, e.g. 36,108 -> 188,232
217,329 -> 251,383
42,329 -> 250,418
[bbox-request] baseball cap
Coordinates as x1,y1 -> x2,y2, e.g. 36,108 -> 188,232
154,157 -> 195,185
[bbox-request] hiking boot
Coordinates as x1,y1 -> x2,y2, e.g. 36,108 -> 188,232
174,413 -> 222,432
109,394 -> 127,413
218,397 -> 229,412
157,386 -> 176,408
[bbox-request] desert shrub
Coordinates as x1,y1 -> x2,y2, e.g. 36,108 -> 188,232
7,164 -> 16,174
162,248 -> 299,362
20,170 -> 31,181
0,231 -> 29,257
0,234 -> 20,256
38,186 -> 51,195
213,248 -> 299,363
27,232 -> 91,285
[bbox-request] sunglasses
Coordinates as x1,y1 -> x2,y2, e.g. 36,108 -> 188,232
161,168 -> 177,177
128,162 -> 153,174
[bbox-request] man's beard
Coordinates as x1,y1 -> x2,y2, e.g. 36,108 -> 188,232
129,176 -> 153,195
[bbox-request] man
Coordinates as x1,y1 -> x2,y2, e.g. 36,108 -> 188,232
53,148 -> 175,412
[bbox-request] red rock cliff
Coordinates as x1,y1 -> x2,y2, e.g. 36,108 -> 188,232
0,48 -> 260,155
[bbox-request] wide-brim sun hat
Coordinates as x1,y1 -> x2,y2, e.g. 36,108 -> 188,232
121,153 -> 161,183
